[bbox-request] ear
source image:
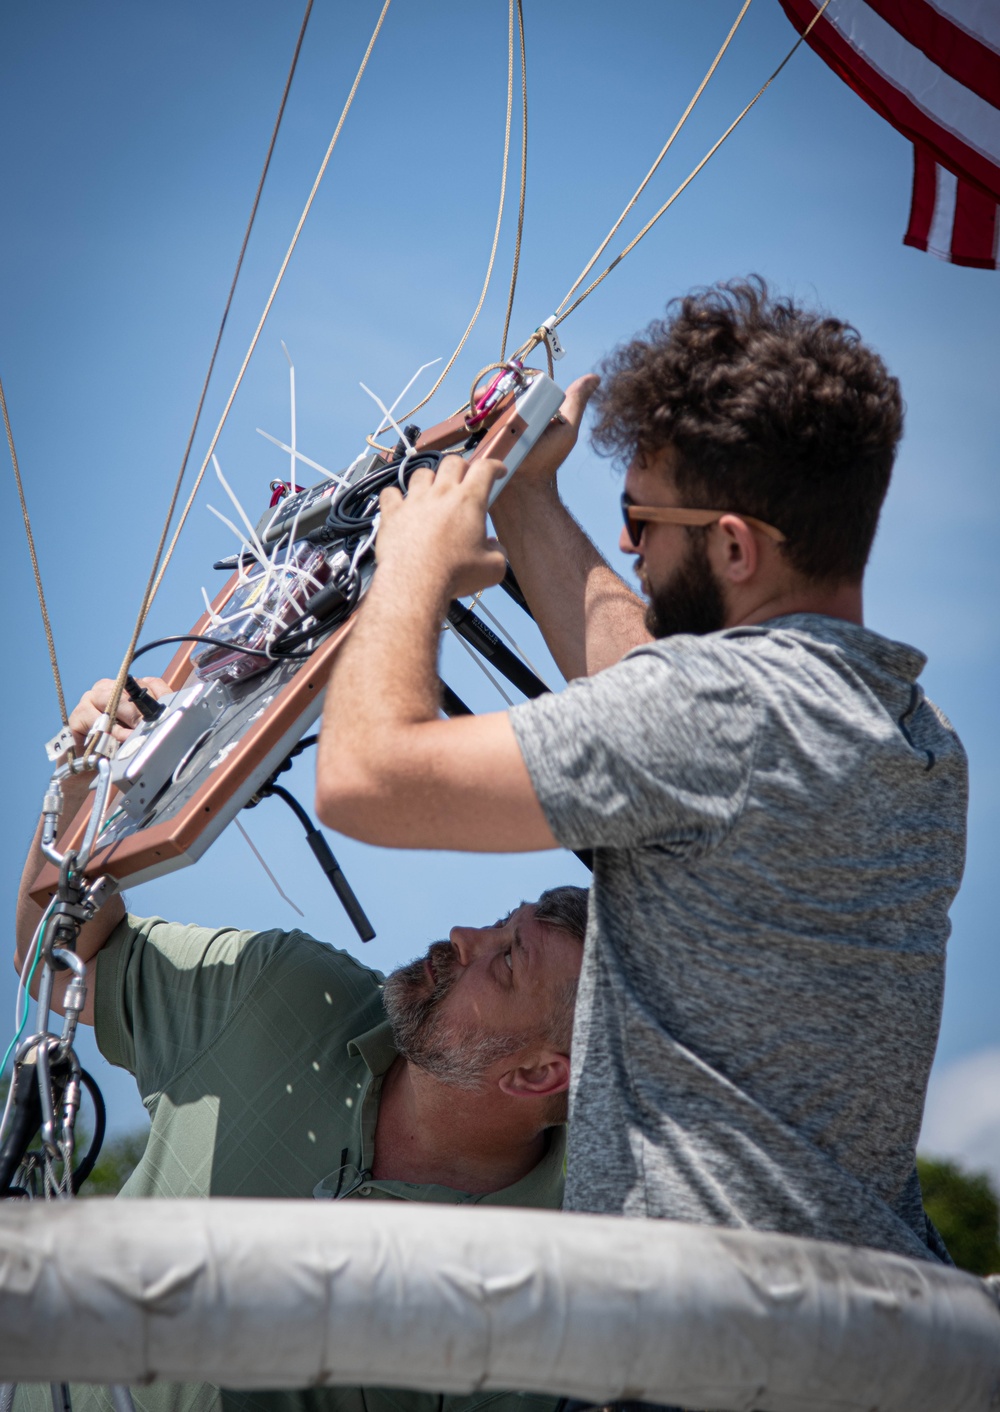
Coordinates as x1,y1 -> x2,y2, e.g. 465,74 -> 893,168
497,1051 -> 571,1100
714,513 -> 759,584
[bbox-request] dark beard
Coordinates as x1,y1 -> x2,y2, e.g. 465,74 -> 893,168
644,531 -> 727,638
382,942 -> 521,1089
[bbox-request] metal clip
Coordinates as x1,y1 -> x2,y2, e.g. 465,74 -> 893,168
539,316 -> 566,361
88,733 -> 119,761
84,875 -> 119,918
83,714 -> 119,763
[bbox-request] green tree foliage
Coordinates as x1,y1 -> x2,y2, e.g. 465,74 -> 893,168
918,1155 -> 1000,1276
81,1126 -> 149,1196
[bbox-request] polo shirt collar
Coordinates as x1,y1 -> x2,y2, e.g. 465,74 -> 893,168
344,1018 -> 566,1209
348,1017 -> 399,1077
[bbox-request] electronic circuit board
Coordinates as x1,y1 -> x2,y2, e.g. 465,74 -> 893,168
31,372 -> 564,903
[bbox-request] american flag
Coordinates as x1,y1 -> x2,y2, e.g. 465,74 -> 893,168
780,0 -> 1000,270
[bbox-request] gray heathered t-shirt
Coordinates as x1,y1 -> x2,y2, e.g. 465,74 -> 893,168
510,614 -> 968,1260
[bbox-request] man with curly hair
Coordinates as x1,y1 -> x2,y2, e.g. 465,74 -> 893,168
317,279 -> 968,1264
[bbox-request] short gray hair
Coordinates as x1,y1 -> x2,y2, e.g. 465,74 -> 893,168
531,884 -> 588,1050
534,884 -> 589,942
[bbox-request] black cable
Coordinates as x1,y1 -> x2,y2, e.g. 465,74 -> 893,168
125,674 -> 165,721
0,1055 -> 107,1198
270,449 -> 445,650
0,1055 -> 43,1197
499,564 -> 534,619
267,781 -> 314,834
261,783 -> 376,943
315,450 -> 442,541
446,601 -> 549,700
131,634 -> 312,665
69,1068 -> 107,1193
269,573 -> 362,653
440,681 -> 472,717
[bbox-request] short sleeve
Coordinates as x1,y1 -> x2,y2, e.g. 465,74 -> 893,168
509,638 -> 758,853
95,914 -> 292,1098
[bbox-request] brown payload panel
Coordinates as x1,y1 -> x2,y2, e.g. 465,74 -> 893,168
30,584 -> 353,906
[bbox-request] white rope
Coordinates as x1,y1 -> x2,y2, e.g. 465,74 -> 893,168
235,819 -> 304,917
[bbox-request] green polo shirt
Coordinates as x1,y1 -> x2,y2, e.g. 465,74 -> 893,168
15,915 -> 564,1412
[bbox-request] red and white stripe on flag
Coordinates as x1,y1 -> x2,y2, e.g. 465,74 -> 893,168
779,0 -> 1000,269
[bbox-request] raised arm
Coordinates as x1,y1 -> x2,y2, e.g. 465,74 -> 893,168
15,676 -> 166,1020
488,375 -> 651,679
317,455 -> 558,851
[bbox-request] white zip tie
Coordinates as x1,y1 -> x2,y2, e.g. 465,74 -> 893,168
200,585 -> 223,627
255,428 -> 348,486
236,819 -> 304,917
359,382 -> 413,452
369,357 -> 442,442
206,506 -> 271,584
212,456 -> 271,566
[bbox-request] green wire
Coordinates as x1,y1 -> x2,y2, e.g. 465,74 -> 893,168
1,915 -> 49,1079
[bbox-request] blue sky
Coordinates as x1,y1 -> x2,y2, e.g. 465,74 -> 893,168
1,1 -> 997,1168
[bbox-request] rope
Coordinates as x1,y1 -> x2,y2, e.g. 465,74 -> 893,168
99,0 -> 390,742
499,0 -> 527,362
551,0 -> 833,330
553,0 -> 753,318
0,370 -> 69,727
373,0 -> 523,436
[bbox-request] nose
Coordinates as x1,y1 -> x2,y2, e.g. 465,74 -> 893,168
448,924 -> 490,965
619,522 -> 640,556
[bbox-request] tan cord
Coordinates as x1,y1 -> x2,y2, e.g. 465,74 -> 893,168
372,0 -> 520,438
552,0 -> 833,330
100,0 -> 390,739
99,0 -> 315,738
0,370 -> 70,727
554,0 -> 753,318
467,362 -> 513,419
499,0 -> 527,362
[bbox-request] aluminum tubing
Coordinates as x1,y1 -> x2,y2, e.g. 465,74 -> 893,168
1,1200 -> 999,1411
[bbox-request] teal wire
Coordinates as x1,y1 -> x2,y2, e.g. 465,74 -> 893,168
1,917 -> 48,1078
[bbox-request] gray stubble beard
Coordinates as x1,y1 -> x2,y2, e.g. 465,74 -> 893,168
382,943 -> 524,1090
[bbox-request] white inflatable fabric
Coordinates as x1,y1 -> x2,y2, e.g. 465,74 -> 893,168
1,1200 -> 998,1411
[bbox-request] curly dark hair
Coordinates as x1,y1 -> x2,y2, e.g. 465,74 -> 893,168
590,278 -> 904,581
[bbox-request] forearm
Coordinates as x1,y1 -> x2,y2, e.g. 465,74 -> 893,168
490,482 -> 650,678
15,769 -> 125,976
318,563 -> 444,816
317,453 -> 558,852
317,564 -> 555,852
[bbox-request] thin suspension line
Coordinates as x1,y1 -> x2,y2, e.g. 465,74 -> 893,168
0,371 -> 69,727
551,0 -> 833,331
97,0 -> 314,744
378,0 -> 523,434
499,0 -> 528,362
554,0 -> 753,318
100,0 -> 392,742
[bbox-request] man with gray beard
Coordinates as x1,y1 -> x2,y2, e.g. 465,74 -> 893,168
14,676 -> 587,1412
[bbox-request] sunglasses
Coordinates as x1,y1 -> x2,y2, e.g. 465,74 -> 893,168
620,492 -> 785,547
